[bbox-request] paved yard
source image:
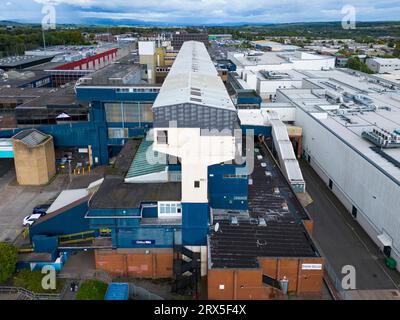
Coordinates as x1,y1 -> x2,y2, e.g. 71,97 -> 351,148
0,159 -> 68,242
0,159 -> 107,243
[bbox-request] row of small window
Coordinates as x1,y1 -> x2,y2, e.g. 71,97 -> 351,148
223,174 -> 247,179
115,88 -> 160,93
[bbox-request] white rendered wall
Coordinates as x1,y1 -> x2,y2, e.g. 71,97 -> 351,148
258,79 -> 303,96
153,127 -> 236,203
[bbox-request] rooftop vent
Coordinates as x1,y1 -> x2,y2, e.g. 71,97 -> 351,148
258,218 -> 267,227
230,216 -> 239,225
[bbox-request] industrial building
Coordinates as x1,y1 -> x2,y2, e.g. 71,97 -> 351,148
227,50 -> 335,100
171,31 -> 209,50
366,57 -> 400,74
265,68 -> 400,271
250,40 -> 300,52
7,41 -> 323,300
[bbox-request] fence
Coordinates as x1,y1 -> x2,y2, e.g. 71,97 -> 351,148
0,285 -> 64,300
129,283 -> 163,300
323,262 -> 348,300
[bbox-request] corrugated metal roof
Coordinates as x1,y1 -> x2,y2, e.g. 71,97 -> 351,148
125,139 -> 167,179
153,41 -> 235,111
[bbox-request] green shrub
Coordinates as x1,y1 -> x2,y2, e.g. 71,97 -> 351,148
76,280 -> 108,300
13,269 -> 64,293
0,242 -> 17,283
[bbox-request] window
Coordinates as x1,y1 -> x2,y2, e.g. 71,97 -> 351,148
108,128 -> 128,139
351,206 -> 357,219
223,174 -> 247,179
157,130 -> 168,144
104,103 -> 122,122
194,181 -> 200,188
158,202 -> 182,218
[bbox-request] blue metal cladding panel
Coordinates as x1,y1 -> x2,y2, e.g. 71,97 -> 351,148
182,203 -> 209,245
116,227 -> 176,248
241,125 -> 272,137
237,96 -> 262,106
208,164 -> 248,210
0,123 -> 109,165
141,206 -> 158,218
76,88 -> 158,103
29,201 -> 90,239
32,235 -> 58,253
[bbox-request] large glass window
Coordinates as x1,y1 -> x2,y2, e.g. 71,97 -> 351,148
104,103 -> 122,122
104,102 -> 153,123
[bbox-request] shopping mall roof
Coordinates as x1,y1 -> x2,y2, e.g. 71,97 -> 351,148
153,41 -> 235,111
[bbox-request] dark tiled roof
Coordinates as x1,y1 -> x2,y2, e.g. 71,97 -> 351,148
209,142 -> 318,269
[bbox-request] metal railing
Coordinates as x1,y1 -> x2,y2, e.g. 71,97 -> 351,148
129,283 -> 163,300
0,285 -> 63,300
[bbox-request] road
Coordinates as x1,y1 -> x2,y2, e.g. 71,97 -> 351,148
300,160 -> 400,290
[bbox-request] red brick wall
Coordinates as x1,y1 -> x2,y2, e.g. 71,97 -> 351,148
95,249 -> 173,278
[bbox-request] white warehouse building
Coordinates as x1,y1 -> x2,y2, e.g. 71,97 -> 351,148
270,68 -> 400,271
366,58 -> 400,74
228,51 -> 335,99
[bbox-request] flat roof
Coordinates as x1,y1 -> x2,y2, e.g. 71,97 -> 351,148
89,138 -> 180,209
89,176 -> 181,209
76,56 -> 143,86
230,51 -> 333,68
277,69 -> 400,184
209,143 -> 318,269
15,85 -> 83,109
0,55 -> 54,68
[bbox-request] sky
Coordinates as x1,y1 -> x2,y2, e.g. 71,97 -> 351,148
0,0 -> 400,25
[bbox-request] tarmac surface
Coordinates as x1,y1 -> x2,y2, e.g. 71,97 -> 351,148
300,159 -> 400,291
0,159 -> 67,242
0,159 -> 104,243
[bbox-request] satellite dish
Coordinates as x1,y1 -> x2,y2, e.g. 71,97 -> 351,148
214,223 -> 220,233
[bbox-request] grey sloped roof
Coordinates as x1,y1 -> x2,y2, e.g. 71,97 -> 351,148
12,129 -> 50,147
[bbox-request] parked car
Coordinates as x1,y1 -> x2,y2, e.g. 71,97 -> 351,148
22,213 -> 45,226
32,203 -> 51,215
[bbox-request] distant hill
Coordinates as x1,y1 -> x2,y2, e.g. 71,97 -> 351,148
0,20 -> 25,26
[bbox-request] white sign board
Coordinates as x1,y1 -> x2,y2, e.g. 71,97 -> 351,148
301,263 -> 322,270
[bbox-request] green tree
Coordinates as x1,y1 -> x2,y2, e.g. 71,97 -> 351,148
0,242 -> 18,283
393,42 -> 400,57
347,57 -> 374,74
